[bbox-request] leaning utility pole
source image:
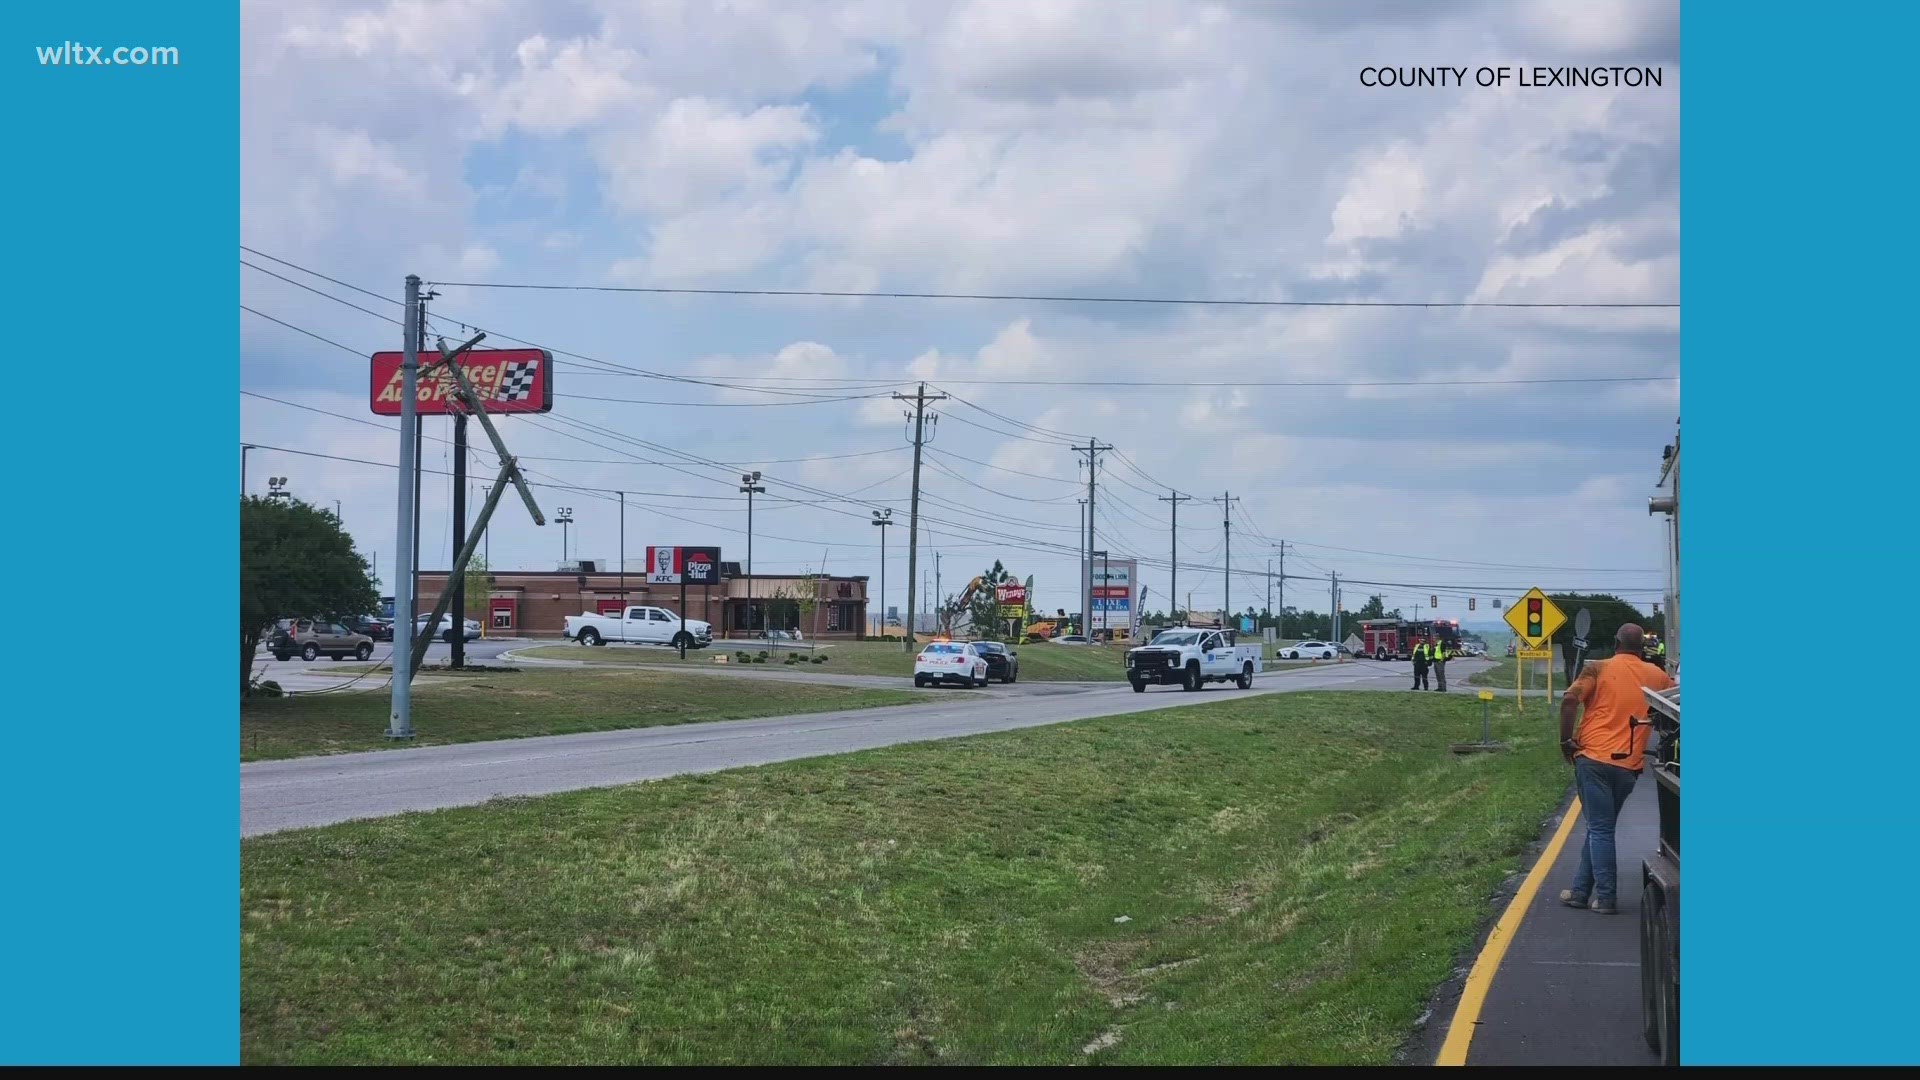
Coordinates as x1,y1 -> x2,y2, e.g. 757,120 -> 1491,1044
1213,492 -> 1240,625
1076,439 -> 1114,632
450,401 -> 469,669
1159,491 -> 1191,621
893,383 -> 946,651
1330,571 -> 1341,646
400,330 -> 547,682
388,275 -> 423,739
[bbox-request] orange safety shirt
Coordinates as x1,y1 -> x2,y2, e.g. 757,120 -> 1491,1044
1565,654 -> 1675,772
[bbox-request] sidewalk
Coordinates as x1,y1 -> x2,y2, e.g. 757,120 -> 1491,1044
1432,772 -> 1662,1065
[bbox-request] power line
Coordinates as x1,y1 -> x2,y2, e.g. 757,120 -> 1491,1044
430,278 -> 1680,309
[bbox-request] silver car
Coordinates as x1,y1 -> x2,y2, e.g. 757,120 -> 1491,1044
268,619 -> 375,662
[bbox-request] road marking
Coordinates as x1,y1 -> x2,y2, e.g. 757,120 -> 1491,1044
1435,796 -> 1583,1066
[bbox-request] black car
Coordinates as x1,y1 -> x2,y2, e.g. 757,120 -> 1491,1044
347,614 -> 394,642
973,641 -> 1020,684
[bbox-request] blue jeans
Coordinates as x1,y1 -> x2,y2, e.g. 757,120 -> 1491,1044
1571,756 -> 1640,905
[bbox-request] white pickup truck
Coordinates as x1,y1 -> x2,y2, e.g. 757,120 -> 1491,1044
563,605 -> 713,649
1125,627 -> 1262,692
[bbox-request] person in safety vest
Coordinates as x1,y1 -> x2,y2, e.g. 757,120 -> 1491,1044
1411,638 -> 1430,690
1557,623 -> 1675,915
1431,636 -> 1449,692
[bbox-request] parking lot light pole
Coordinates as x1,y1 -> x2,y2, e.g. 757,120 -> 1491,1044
872,509 -> 893,637
555,507 -> 574,566
740,473 -> 765,639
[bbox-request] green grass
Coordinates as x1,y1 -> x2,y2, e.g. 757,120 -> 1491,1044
242,691 -> 1568,1064
240,669 -> 921,762
1467,656 -> 1558,689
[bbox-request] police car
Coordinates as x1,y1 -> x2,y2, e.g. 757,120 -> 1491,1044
913,641 -> 990,688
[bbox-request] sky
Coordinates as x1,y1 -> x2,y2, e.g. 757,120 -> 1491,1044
238,0 -> 1680,626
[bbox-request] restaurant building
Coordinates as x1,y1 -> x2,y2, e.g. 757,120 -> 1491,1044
411,563 -> 871,640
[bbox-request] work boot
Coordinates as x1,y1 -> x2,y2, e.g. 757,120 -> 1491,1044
1558,889 -> 1588,909
1588,898 -> 1618,915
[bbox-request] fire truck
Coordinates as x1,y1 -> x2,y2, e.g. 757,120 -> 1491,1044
1358,618 -> 1461,661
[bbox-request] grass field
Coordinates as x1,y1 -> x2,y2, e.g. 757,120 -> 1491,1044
242,691 -> 1568,1064
518,639 -> 1137,681
240,669 -> 920,762
1466,656 -> 1559,689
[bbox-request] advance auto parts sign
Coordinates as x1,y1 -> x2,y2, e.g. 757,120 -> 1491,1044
370,348 -> 554,416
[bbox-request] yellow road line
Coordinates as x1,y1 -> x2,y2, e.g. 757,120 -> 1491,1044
1435,795 -> 1584,1066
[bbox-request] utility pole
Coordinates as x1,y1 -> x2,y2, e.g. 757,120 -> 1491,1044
739,472 -> 765,638
451,405 -> 468,669
1077,499 -> 1088,629
935,549 -> 942,632
408,290 -> 432,651
241,443 -> 256,496
1331,571 -> 1341,646
1075,439 -> 1114,635
387,275 -> 422,740
618,491 -> 626,607
872,510 -> 893,637
1276,540 -> 1285,636
1213,492 -> 1240,625
893,383 -> 946,651
1159,490 -> 1190,622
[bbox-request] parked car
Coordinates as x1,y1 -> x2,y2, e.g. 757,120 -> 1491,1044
415,614 -> 482,643
1053,634 -> 1093,645
1280,640 -> 1337,660
972,640 -> 1020,683
269,619 -> 375,662
347,614 -> 393,641
914,641 -> 990,688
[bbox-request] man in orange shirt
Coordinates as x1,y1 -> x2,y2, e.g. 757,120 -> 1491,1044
1557,623 -> 1675,915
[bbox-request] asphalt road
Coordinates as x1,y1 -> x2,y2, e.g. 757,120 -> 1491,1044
242,657 -> 1481,837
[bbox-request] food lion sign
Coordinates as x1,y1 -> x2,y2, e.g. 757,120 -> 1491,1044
646,546 -> 721,585
369,348 -> 554,415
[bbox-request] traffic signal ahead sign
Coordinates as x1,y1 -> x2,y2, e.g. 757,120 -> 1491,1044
1503,586 -> 1566,647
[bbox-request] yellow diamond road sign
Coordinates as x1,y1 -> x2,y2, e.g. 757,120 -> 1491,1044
1503,586 -> 1567,647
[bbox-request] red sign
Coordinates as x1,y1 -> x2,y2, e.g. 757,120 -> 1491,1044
645,545 -> 721,585
370,348 -> 554,415
995,584 -> 1028,605
1092,586 -> 1130,599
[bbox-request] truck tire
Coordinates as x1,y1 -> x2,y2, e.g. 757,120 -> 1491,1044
672,631 -> 694,651
1183,663 -> 1201,691
1237,663 -> 1254,690
1376,648 -> 1389,661
577,628 -> 603,647
1131,678 -> 1146,693
1641,876 -> 1662,1052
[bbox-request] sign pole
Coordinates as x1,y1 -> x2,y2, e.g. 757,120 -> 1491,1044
679,571 -> 689,661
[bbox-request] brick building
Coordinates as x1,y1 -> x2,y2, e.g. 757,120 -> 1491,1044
411,566 -> 870,640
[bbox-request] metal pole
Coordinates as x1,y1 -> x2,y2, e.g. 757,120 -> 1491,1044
740,472 -> 765,640
895,383 -> 944,651
619,491 -> 626,607
387,275 -> 421,740
451,412 -> 467,669
1160,491 -> 1188,624
1277,540 -> 1285,636
241,444 -> 253,496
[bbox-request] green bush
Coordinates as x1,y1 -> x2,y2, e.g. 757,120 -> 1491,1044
752,655 -> 766,664
811,655 -> 828,664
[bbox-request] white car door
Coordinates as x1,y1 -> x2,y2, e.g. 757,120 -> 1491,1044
649,608 -> 680,644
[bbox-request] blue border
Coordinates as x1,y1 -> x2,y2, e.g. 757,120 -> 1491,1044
0,3 -> 237,1066
1687,3 -> 1918,1066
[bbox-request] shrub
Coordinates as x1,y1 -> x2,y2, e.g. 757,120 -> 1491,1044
811,655 -> 828,664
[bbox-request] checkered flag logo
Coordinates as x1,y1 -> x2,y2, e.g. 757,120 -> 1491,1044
497,361 -> 538,403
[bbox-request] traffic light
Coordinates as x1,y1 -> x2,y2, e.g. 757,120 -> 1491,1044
1526,597 -> 1543,636
1468,597 -> 1476,611
1429,594 -> 1438,607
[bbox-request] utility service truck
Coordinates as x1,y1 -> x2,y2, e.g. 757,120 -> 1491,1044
1125,626 -> 1262,692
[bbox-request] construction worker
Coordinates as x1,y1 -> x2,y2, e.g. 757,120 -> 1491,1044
1412,638 -> 1430,690
1432,636 -> 1449,692
1558,624 -> 1675,914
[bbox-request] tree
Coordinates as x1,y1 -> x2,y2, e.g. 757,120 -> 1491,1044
1546,593 -> 1660,656
240,496 -> 377,696
964,561 -> 1013,638
793,572 -> 822,655
464,554 -> 493,638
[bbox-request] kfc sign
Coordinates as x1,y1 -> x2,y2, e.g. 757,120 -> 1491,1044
645,545 -> 721,585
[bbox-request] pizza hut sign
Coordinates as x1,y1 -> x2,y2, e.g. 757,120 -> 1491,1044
645,545 -> 721,585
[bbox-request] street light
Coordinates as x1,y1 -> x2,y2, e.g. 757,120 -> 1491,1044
739,472 -> 765,639
871,509 -> 893,637
555,506 -> 574,566
267,476 -> 291,502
